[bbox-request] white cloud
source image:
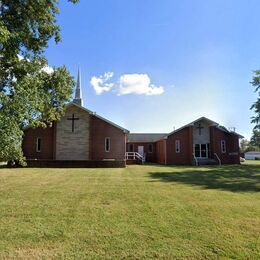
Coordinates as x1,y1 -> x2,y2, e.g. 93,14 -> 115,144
118,74 -> 164,96
90,72 -> 164,96
90,72 -> 114,95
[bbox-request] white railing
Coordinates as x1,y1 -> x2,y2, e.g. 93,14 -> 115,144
193,153 -> 198,166
214,153 -> 221,166
125,152 -> 145,164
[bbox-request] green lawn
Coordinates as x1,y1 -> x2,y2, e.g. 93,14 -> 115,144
0,162 -> 259,259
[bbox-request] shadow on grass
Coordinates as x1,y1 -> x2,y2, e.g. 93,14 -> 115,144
149,164 -> 260,192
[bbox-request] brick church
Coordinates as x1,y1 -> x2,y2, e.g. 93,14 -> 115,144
22,69 -> 243,167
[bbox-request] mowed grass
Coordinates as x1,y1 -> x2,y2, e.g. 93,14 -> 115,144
0,162 -> 259,259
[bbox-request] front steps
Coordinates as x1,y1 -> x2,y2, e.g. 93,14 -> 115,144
195,158 -> 219,166
125,152 -> 145,165
192,158 -> 219,166
126,159 -> 142,165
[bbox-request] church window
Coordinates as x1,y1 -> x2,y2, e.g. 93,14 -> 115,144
36,138 -> 41,152
105,137 -> 110,152
221,140 -> 226,153
175,140 -> 180,153
148,143 -> 153,153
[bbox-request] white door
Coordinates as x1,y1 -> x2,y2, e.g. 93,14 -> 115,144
138,146 -> 144,156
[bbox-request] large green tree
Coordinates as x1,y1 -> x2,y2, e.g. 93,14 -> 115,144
250,70 -> 260,129
250,129 -> 260,149
0,0 -> 79,165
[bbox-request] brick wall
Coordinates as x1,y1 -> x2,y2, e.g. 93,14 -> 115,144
22,125 -> 55,160
26,160 -> 126,168
90,116 -> 126,161
155,139 -> 166,164
210,127 -> 240,164
22,105 -> 127,163
166,126 -> 193,165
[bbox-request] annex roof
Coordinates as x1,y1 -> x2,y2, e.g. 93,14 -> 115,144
127,133 -> 167,143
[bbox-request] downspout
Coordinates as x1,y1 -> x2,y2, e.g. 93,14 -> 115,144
190,126 -> 193,165
124,133 -> 127,166
164,138 -> 167,165
53,122 -> 57,160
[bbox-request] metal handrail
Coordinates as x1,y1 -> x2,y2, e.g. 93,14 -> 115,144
193,153 -> 198,166
214,153 -> 221,165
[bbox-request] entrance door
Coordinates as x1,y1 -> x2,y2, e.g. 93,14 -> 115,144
194,144 -> 209,158
138,146 -> 144,156
201,144 -> 207,158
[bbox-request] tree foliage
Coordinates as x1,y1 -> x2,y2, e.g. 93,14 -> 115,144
240,139 -> 250,153
240,138 -> 259,153
0,0 -> 79,164
250,70 -> 260,129
250,129 -> 260,149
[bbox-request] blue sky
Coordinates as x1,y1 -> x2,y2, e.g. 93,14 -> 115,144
45,0 -> 260,139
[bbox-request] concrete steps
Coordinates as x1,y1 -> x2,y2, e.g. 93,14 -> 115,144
197,158 -> 219,166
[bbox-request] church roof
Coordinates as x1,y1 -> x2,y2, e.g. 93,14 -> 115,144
68,102 -> 129,133
167,116 -> 244,138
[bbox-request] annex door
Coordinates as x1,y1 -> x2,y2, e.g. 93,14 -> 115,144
138,146 -> 144,157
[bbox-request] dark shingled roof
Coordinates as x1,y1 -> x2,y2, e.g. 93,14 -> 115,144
128,133 -> 167,143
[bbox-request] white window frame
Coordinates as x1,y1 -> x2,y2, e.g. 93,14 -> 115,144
148,143 -> 153,153
221,140 -> 226,153
36,138 -> 41,152
175,140 -> 180,153
105,137 -> 110,152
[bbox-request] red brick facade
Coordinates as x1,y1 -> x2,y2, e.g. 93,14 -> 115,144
210,126 -> 240,164
22,125 -> 56,160
90,116 -> 126,161
22,106 -> 127,163
155,140 -> 166,164
127,123 -> 241,165
166,126 -> 193,165
23,112 -> 241,166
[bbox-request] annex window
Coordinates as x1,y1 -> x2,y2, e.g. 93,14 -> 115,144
221,140 -> 226,153
36,138 -> 41,152
105,137 -> 110,152
175,140 -> 180,153
129,144 -> 134,152
148,143 -> 153,153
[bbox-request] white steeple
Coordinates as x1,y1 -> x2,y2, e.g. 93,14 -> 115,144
73,67 -> 83,106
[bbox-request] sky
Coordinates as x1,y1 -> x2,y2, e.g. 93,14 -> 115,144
45,0 -> 260,139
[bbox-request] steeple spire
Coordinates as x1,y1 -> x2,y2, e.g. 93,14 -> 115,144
73,67 -> 83,106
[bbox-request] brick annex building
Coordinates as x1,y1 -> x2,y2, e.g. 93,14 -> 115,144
23,70 -> 243,167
